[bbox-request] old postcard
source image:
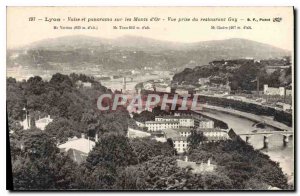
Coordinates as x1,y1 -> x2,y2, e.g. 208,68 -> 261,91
7,7 -> 294,190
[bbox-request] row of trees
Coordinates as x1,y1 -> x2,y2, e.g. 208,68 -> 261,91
10,130 -> 176,190
8,73 -> 134,189
11,129 -> 289,190
7,74 -> 130,142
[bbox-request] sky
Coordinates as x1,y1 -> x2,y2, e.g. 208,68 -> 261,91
7,7 -> 293,50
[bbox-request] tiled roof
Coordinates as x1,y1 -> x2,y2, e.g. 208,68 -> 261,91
155,115 -> 194,119
197,128 -> 227,133
66,148 -> 88,164
58,138 -> 95,154
145,121 -> 179,124
163,128 -> 191,141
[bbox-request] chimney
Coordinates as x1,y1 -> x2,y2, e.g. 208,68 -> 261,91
28,115 -> 31,128
20,143 -> 24,151
185,156 -> 188,162
81,133 -> 85,139
95,133 -> 98,142
207,158 -> 211,166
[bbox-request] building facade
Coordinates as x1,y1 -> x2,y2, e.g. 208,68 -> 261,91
145,121 -> 180,131
263,84 -> 285,96
173,137 -> 189,153
35,115 -> 53,130
155,115 -> 195,127
197,128 -> 228,141
193,116 -> 214,128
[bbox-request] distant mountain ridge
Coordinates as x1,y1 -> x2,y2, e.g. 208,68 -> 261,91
7,35 -> 290,70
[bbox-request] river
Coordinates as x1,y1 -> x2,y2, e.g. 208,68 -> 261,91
196,109 -> 294,183
101,75 -> 294,183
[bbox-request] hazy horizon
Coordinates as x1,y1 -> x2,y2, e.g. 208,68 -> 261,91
7,34 -> 291,52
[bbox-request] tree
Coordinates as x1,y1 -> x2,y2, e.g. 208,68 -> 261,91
11,127 -> 78,190
44,118 -> 83,143
86,133 -> 138,168
187,129 -> 207,151
132,111 -> 155,122
187,139 -> 289,189
49,73 -> 73,94
130,138 -> 175,163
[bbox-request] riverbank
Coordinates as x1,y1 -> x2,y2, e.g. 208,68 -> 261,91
194,109 -> 294,184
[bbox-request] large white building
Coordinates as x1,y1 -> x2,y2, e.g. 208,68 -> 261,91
163,128 -> 189,153
145,121 -> 180,131
164,126 -> 228,153
155,115 -> 195,127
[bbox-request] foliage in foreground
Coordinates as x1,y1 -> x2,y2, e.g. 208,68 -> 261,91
10,131 -> 289,190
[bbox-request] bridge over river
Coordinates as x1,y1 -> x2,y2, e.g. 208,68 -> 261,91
239,130 -> 293,148
199,104 -> 293,132
193,104 -> 294,149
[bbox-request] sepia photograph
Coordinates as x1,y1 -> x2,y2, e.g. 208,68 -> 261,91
6,6 -> 294,191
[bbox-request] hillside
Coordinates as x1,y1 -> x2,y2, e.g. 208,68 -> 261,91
7,35 -> 290,71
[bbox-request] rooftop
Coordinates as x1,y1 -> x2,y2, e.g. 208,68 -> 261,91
35,115 -> 53,124
65,148 -> 88,164
172,136 -> 188,141
163,127 -> 193,140
197,128 -> 227,133
58,137 -> 95,154
163,128 -> 180,139
155,115 -> 194,119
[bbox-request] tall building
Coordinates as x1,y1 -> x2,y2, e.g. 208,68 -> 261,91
19,108 -> 30,130
163,127 -> 189,153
